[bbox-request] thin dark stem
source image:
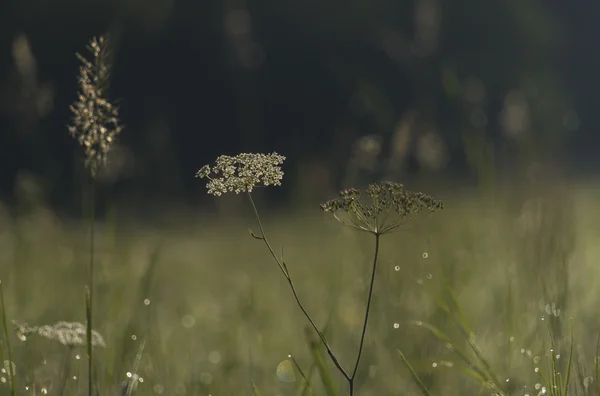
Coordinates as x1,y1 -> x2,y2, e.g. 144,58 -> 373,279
0,281 -> 16,396
87,179 -> 95,396
59,347 -> 73,396
350,233 -> 380,387
246,193 -> 351,382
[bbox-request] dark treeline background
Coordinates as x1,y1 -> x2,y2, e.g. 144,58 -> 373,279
0,0 -> 598,213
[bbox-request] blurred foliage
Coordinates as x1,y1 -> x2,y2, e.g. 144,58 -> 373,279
0,0 -> 589,212
0,178 -> 597,394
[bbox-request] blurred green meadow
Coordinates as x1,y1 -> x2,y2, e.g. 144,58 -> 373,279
0,173 -> 599,396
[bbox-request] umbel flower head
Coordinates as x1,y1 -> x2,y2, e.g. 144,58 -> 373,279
13,320 -> 106,348
321,181 -> 443,235
196,152 -> 285,196
68,36 -> 123,178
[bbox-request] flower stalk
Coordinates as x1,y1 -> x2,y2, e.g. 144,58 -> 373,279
197,153 -> 443,395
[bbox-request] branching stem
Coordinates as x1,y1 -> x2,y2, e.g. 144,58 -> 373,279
247,193 -> 383,395
247,193 -> 351,382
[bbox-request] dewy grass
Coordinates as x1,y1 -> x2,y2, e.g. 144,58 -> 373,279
196,153 -> 443,395
0,281 -> 16,396
68,35 -> 122,396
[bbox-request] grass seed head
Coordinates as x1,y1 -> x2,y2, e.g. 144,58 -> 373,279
68,36 -> 122,178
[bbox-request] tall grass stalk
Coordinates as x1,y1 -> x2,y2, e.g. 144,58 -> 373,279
86,180 -> 95,396
0,281 -> 16,396
68,35 -> 123,396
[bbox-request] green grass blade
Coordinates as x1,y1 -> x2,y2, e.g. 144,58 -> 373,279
411,320 -> 505,394
445,286 -> 473,335
596,333 -> 600,396
303,307 -> 338,396
250,381 -> 262,396
85,286 -> 93,396
310,343 -> 337,396
411,321 -> 486,379
397,349 -> 433,396
457,366 -> 488,384
290,354 -> 313,396
0,280 -> 16,396
297,362 -> 316,396
562,322 -> 574,396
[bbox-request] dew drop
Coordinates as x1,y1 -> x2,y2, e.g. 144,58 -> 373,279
41,388 -> 48,395
426,273 -> 433,280
393,323 -> 400,329
75,355 -> 80,360
422,252 -> 428,259
131,335 -> 137,341
276,360 -> 296,383
432,362 -> 437,368
144,299 -> 151,306
394,266 -> 400,272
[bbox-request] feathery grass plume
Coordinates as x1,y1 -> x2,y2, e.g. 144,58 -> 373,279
196,152 -> 285,195
320,181 -> 443,235
12,321 -> 106,348
68,36 -> 122,178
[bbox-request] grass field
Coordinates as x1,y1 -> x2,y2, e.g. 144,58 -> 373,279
0,177 -> 598,396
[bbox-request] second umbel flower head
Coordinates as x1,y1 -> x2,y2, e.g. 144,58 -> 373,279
321,181 -> 443,235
